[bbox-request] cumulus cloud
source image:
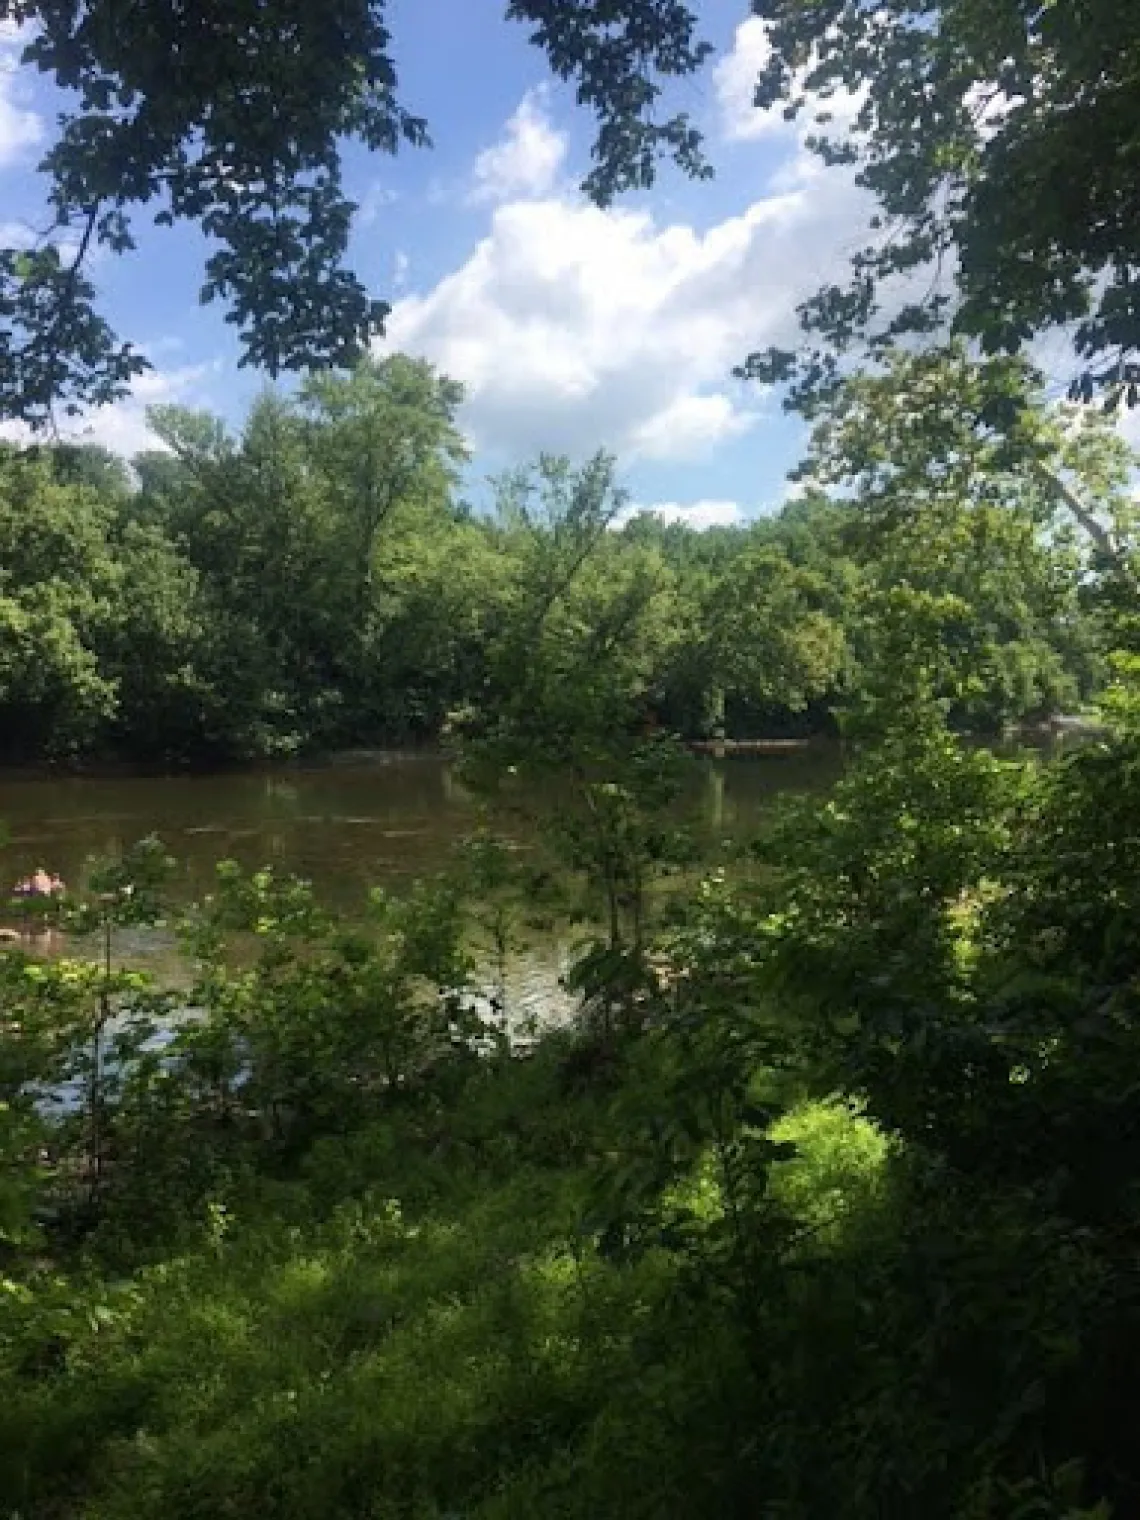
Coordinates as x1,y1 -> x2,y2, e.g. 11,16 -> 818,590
383,173 -> 866,464
616,499 -> 744,532
714,15 -> 866,189
138,334 -> 187,361
0,362 -> 221,458
357,181 -> 398,229
467,89 -> 567,205
0,217 -> 35,245
87,364 -> 224,456
366,23 -> 886,468
628,393 -> 759,461
714,16 -> 781,144
0,23 -> 41,168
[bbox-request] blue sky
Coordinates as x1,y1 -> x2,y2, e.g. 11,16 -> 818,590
0,5 -> 882,527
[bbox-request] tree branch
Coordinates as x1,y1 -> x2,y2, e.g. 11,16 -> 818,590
1033,461 -> 1125,571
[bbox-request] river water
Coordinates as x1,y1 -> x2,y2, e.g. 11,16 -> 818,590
0,749 -> 842,1033
0,749 -> 842,908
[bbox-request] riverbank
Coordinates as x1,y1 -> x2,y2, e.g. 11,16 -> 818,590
0,741 -> 447,784
0,707 -> 1097,785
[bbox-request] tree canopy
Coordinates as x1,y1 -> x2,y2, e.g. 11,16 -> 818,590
1,343 -> 1130,768
0,0 -> 712,424
739,0 -> 1140,411
6,2 -> 1140,423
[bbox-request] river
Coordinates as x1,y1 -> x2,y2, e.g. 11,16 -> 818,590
0,749 -> 843,1034
0,748 -> 843,909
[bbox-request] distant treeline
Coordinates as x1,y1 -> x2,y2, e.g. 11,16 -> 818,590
0,353 -> 1113,767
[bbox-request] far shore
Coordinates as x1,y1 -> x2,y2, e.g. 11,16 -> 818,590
0,743 -> 447,784
0,712 -> 1106,786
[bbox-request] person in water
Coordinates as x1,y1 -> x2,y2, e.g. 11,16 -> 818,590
2,868 -> 66,943
13,867 -> 65,897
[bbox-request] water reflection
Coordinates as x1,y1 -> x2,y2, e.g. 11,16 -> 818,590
0,748 -> 845,997
0,749 -> 842,909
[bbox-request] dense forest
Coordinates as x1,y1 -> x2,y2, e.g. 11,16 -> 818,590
4,1 -> 1140,1517
1,344 -> 1132,765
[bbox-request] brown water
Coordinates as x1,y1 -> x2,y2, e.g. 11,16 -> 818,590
0,749 -> 842,1020
0,749 -> 842,911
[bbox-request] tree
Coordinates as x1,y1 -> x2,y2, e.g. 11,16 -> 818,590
0,446 -> 119,756
0,440 -> 240,761
141,394 -> 361,754
465,451 -> 664,767
96,522 -> 222,762
793,346 -> 1132,723
738,0 -> 1140,411
298,355 -> 468,624
798,345 -> 1140,572
44,442 -> 133,500
0,0 -> 712,425
659,535 -> 846,740
456,453 -> 694,1001
141,365 -> 477,752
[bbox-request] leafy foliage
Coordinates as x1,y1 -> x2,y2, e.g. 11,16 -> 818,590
739,0 -> 1140,409
2,647 -> 1140,1515
0,0 -> 715,422
0,354 -> 1122,763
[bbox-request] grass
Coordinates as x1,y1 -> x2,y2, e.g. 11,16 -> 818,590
2,1005 -> 893,1520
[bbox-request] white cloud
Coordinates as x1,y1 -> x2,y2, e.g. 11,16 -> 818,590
1116,408 -> 1140,500
714,16 -> 780,144
628,392 -> 758,461
467,89 -> 568,205
963,82 -> 1016,145
0,215 -> 90,266
0,362 -> 220,457
779,475 -> 817,506
80,363 -> 222,455
0,24 -> 42,169
138,334 -> 187,361
617,499 -> 744,532
714,16 -> 866,189
1117,405 -> 1140,456
0,217 -> 36,245
368,13 -> 885,468
393,249 -> 410,289
383,172 -> 867,464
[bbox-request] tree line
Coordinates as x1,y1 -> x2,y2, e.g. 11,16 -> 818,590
2,344 -> 1133,767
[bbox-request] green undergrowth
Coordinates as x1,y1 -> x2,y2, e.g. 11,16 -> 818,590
0,1022 -> 889,1520
9,676 -> 1140,1517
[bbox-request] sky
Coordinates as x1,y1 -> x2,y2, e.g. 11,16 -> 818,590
3,4 -> 1127,528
